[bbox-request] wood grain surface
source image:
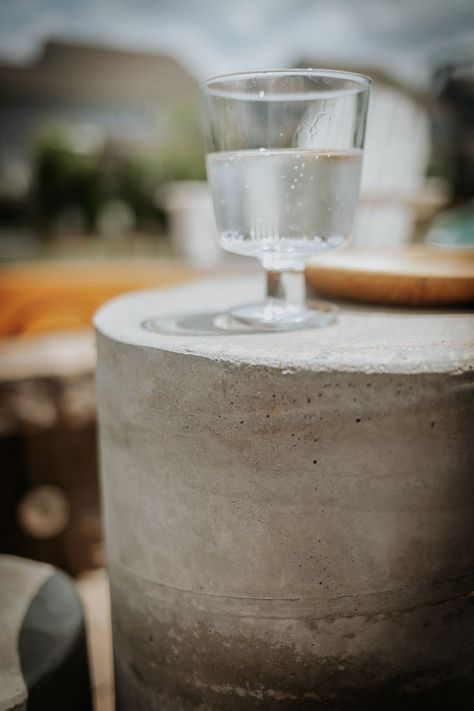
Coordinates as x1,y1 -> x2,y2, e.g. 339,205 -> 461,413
306,246 -> 474,305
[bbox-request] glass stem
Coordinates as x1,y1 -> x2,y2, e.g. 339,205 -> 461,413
266,268 -> 306,312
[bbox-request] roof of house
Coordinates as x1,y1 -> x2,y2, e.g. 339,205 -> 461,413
0,39 -> 198,106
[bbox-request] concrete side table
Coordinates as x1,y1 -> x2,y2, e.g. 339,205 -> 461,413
95,277 -> 474,710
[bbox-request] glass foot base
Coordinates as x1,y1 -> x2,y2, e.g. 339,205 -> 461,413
229,300 -> 338,332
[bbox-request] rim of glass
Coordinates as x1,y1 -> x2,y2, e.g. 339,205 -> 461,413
201,68 -> 371,100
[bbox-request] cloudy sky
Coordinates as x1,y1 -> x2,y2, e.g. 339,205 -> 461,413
0,0 -> 473,86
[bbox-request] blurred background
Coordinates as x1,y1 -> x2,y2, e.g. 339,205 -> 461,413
0,1 -> 473,708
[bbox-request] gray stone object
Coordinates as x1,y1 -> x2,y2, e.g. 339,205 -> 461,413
0,554 -> 93,711
95,277 -> 474,710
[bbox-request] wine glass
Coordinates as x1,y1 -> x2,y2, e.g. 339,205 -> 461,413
201,69 -> 371,331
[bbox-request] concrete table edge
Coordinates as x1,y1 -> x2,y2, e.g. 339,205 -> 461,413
93,276 -> 474,376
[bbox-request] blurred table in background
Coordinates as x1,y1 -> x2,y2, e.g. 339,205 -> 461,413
0,259 -> 198,574
0,259 -> 197,336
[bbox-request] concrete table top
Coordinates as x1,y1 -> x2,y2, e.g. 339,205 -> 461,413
94,275 -> 474,375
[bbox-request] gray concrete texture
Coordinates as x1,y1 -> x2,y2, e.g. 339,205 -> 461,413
0,556 -> 52,711
0,555 -> 92,711
95,278 -> 474,710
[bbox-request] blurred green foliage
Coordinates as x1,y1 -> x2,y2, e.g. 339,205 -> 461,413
32,98 -> 206,237
34,131 -> 104,235
157,99 -> 207,182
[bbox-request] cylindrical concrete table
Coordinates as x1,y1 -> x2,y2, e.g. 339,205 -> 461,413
95,277 -> 474,710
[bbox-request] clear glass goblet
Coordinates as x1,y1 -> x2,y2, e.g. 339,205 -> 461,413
201,69 -> 371,331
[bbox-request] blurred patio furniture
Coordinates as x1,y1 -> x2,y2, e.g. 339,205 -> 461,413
160,181 -> 257,269
352,70 -> 447,246
160,181 -> 221,267
0,554 -> 93,710
0,260 -> 197,574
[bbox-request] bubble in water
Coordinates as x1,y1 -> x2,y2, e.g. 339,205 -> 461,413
206,148 -> 362,260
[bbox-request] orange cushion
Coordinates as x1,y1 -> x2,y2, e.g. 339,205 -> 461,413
0,261 -> 197,337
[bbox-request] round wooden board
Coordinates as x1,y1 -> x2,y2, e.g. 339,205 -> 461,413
306,246 -> 474,306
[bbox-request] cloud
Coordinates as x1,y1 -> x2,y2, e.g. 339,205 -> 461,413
0,0 -> 472,86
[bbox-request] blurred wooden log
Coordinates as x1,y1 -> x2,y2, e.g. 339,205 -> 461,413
0,260 -> 198,575
17,485 -> 70,540
0,331 -> 98,574
0,330 -> 95,436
